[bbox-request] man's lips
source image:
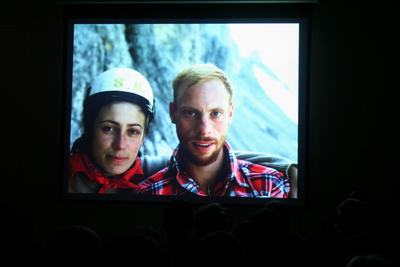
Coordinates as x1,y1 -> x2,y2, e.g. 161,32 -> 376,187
192,141 -> 215,153
193,141 -> 214,147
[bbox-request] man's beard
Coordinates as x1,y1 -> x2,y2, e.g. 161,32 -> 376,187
180,137 -> 225,167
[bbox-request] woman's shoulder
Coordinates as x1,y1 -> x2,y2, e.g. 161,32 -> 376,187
69,172 -> 102,193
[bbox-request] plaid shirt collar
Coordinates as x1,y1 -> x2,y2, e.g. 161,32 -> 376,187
169,141 -> 249,195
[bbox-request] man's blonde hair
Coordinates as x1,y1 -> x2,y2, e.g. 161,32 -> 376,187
172,63 -> 233,104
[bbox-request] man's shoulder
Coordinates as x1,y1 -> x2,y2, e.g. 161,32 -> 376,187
237,159 -> 286,178
138,166 -> 178,194
143,167 -> 169,182
235,159 -> 290,198
139,166 -> 177,189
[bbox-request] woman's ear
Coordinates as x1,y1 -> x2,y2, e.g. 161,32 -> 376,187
143,116 -> 150,136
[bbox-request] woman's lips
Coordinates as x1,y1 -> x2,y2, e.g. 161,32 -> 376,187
108,155 -> 128,164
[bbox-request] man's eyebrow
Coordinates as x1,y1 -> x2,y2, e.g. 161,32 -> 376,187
179,105 -> 198,111
180,105 -> 224,111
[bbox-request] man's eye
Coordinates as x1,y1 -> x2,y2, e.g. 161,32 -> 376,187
183,110 -> 197,118
211,111 -> 222,118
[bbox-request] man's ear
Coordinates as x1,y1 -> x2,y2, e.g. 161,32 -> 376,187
228,104 -> 234,125
169,102 -> 177,124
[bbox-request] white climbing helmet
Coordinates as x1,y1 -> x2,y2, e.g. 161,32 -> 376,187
88,67 -> 155,120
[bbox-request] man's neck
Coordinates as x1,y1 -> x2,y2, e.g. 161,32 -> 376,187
186,149 -> 225,193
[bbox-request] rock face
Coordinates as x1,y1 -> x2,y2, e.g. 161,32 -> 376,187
70,23 -> 298,162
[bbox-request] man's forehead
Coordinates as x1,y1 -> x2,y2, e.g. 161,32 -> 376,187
176,79 -> 230,102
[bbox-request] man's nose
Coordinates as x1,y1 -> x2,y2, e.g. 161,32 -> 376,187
197,114 -> 212,136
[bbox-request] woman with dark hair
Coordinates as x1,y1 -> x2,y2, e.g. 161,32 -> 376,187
68,67 -> 155,194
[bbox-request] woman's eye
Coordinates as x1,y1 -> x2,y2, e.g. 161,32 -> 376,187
127,128 -> 142,136
101,126 -> 114,134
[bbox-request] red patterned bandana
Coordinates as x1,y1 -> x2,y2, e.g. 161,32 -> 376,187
70,153 -> 144,193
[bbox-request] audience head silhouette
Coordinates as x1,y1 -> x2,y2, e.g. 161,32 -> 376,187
192,202 -> 232,239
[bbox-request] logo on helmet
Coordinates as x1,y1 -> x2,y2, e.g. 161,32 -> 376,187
114,77 -> 124,88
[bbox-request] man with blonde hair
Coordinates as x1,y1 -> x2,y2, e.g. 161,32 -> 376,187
139,63 -> 290,197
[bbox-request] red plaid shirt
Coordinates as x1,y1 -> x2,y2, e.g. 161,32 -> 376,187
138,142 -> 290,198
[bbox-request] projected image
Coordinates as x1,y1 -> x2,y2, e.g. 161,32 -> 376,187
67,23 -> 300,198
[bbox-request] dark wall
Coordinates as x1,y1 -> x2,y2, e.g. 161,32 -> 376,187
1,1 -> 398,242
306,1 -> 398,237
